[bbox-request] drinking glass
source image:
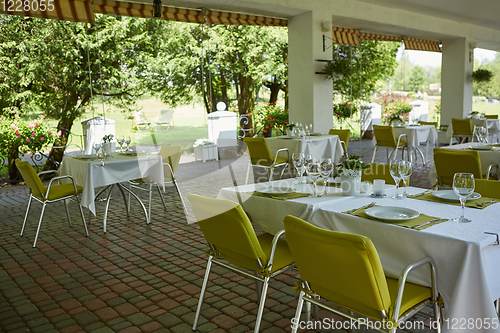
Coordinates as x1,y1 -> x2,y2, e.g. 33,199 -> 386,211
92,142 -> 101,156
117,136 -> 125,151
306,159 -> 321,197
399,160 -> 413,197
319,158 -> 333,196
389,160 -> 403,199
124,136 -> 132,151
452,173 -> 475,223
292,153 -> 306,184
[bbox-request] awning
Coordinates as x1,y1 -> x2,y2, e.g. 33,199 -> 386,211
332,27 -> 360,46
404,37 -> 441,52
0,0 -> 95,23
359,32 -> 401,42
1,0 -> 287,26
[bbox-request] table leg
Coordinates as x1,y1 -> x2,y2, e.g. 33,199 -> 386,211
117,183 -> 148,224
103,184 -> 114,233
115,183 -> 130,217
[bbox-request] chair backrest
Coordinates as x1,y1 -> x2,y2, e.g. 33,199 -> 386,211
451,118 -> 472,136
243,137 -> 273,164
159,145 -> 182,182
361,163 -> 396,185
474,179 -> 500,199
187,194 -> 268,271
418,121 -> 438,129
433,149 -> 482,186
373,125 -> 397,148
133,111 -> 148,124
328,129 -> 350,148
15,159 -> 46,199
159,110 -> 174,123
485,115 -> 499,120
284,215 -> 391,320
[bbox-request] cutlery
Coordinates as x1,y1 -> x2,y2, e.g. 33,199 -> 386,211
349,202 -> 376,214
412,218 -> 447,229
409,190 -> 432,198
274,195 -> 310,200
476,199 -> 496,207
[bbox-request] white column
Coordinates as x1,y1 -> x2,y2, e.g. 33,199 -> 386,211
288,11 -> 333,134
441,38 -> 474,125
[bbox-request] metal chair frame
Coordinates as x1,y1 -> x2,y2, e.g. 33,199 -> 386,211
193,230 -> 294,332
245,147 -> 290,184
291,257 -> 443,333
20,169 -> 89,247
371,132 -> 408,163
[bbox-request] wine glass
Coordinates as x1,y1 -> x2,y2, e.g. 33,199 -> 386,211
292,153 -> 306,184
306,158 -> 321,197
124,136 -> 131,151
399,160 -> 413,197
389,160 -> 403,199
319,158 -> 333,195
92,142 -> 101,156
453,173 -> 475,223
116,136 -> 125,152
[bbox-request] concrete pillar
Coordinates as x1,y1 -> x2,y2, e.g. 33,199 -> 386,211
288,11 -> 333,134
441,38 -> 474,125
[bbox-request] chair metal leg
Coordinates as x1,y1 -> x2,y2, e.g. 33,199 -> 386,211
245,162 -> 252,185
64,199 -> 72,227
173,180 -> 188,216
20,196 -> 33,236
157,186 -> 167,210
147,183 -> 153,224
193,256 -> 213,331
33,202 -> 47,248
268,168 -> 274,182
416,147 -> 426,164
254,276 -> 270,332
75,196 -> 89,237
291,291 -> 305,333
371,146 -> 378,163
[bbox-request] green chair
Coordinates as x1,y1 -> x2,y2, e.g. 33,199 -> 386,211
15,159 -> 88,248
187,194 -> 294,332
485,115 -> 498,120
418,121 -> 438,129
284,215 -> 443,333
372,125 -> 408,163
474,179 -> 500,199
433,149 -> 496,188
450,118 -> 472,145
129,145 -> 187,222
329,129 -> 350,158
243,137 -> 289,184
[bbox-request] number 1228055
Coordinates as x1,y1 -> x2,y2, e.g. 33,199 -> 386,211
2,0 -> 55,12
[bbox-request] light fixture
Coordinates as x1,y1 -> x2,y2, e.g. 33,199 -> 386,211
153,0 -> 162,18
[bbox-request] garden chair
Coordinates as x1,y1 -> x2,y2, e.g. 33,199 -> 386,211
132,111 -> 152,131
155,110 -> 175,131
15,159 -> 89,248
371,125 -> 408,163
450,118 -> 472,145
328,129 -> 350,158
243,137 -> 289,184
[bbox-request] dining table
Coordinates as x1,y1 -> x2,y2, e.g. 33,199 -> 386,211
60,151 -> 164,232
428,142 -> 500,185
265,135 -> 344,164
217,179 -> 500,332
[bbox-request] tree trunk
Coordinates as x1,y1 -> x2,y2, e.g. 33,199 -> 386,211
264,79 -> 282,104
237,74 -> 254,137
220,71 -> 229,108
42,116 -> 74,173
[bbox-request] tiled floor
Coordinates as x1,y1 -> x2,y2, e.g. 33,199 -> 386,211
0,139 -> 436,333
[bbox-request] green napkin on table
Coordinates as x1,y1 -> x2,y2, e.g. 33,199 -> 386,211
245,191 -> 311,200
408,191 -> 498,209
343,205 -> 448,230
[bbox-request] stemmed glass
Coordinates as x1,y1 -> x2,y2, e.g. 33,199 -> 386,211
124,136 -> 132,151
292,153 -> 306,184
389,160 -> 404,199
306,158 -> 321,197
399,160 -> 413,197
319,158 -> 333,195
453,173 -> 475,223
116,136 -> 125,152
92,142 -> 101,156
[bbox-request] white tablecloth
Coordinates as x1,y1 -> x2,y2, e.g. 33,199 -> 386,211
60,154 -> 164,214
218,182 -> 500,332
428,142 -> 500,184
266,135 -> 344,164
392,125 -> 438,147
446,118 -> 500,141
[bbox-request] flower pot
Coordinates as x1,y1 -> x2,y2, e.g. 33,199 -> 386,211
102,142 -> 112,158
340,171 -> 362,196
194,144 -> 218,163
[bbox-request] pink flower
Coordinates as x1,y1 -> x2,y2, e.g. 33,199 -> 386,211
28,124 -> 34,129
57,130 -> 62,137
40,137 -> 44,141
41,115 -> 46,119
26,138 -> 31,143
11,124 -> 18,131
16,133 -> 21,139
48,131 -> 52,135
31,132 -> 36,136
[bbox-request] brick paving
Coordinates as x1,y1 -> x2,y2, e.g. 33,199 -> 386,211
0,139 -> 437,333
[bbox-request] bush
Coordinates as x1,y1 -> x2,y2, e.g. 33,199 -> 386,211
252,102 -> 290,136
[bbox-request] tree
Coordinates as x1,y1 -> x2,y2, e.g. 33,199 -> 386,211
323,41 -> 400,101
408,66 -> 425,92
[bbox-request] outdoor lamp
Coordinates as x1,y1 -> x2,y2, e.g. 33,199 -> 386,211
153,0 -> 162,18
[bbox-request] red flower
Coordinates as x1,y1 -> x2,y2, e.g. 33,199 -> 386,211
264,130 -> 268,133
284,121 -> 288,124
265,126 -> 269,129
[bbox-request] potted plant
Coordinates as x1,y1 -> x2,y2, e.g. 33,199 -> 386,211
252,102 -> 290,137
193,138 -> 218,162
333,101 -> 357,128
382,100 -> 412,126
472,69 -> 493,83
334,155 -> 370,195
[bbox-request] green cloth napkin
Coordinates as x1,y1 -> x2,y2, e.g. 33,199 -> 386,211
73,156 -> 97,161
244,191 -> 311,200
343,205 -> 448,230
277,137 -> 294,140
408,191 -> 498,209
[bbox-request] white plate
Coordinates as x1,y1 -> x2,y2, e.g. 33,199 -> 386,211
432,190 -> 481,201
255,186 -> 295,196
77,155 -> 97,160
365,207 -> 420,221
469,144 -> 493,150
